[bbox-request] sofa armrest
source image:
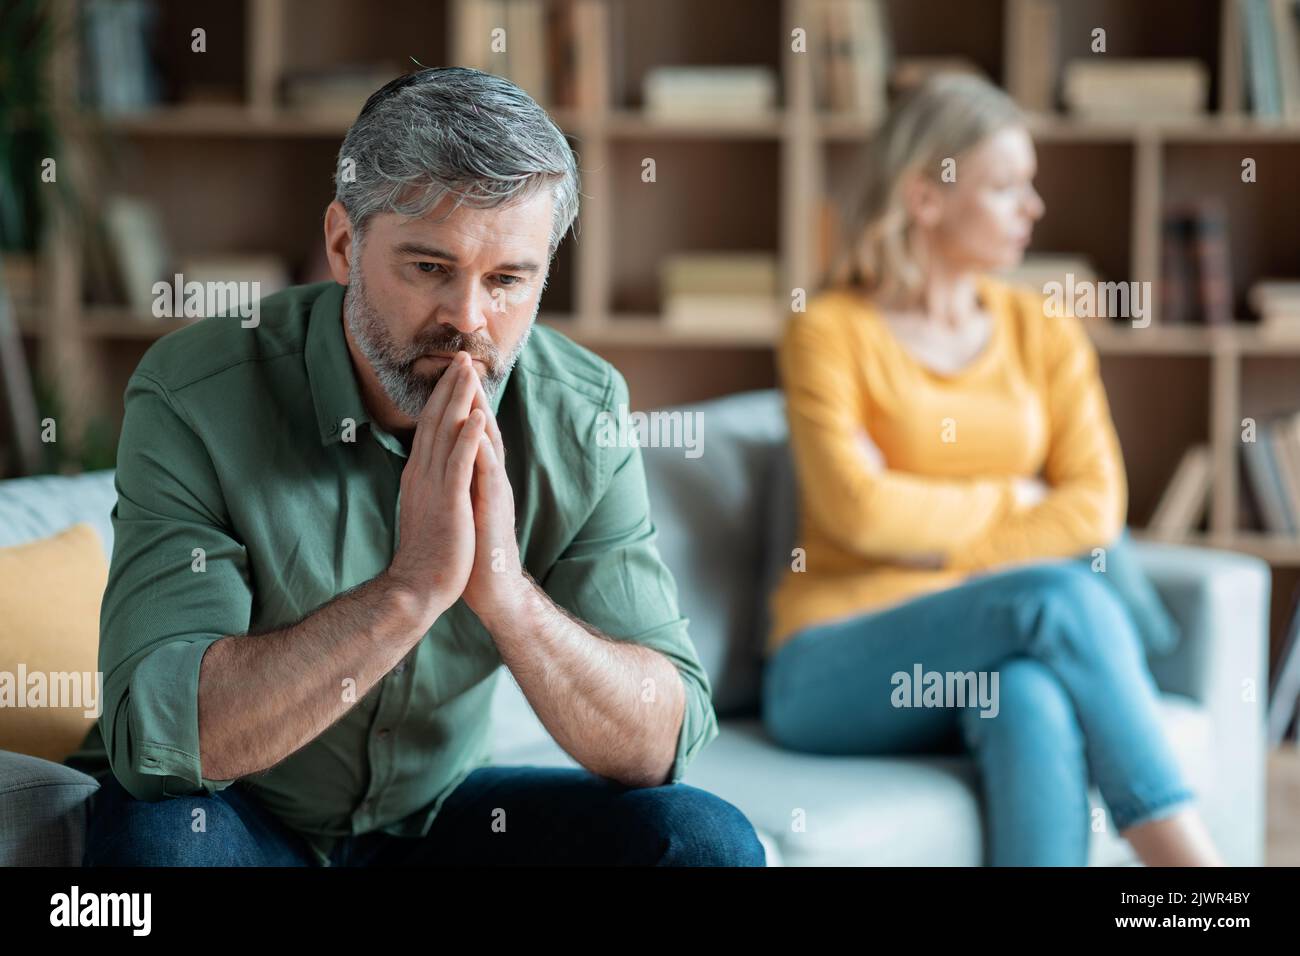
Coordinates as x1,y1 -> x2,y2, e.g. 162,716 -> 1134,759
1132,540 -> 1270,865
0,750 -> 100,866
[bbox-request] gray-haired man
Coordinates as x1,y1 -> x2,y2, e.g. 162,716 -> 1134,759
72,67 -> 765,867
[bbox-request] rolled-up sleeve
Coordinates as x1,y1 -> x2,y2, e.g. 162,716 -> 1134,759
99,371 -> 251,800
538,371 -> 719,785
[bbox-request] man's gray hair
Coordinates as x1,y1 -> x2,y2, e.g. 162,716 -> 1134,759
334,67 -> 580,260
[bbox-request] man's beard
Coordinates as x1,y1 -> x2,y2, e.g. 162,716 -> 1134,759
344,260 -> 534,420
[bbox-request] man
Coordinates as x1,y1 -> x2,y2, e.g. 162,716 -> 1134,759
70,67 -> 765,867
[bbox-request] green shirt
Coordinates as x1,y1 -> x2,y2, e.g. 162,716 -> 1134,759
66,280 -> 718,865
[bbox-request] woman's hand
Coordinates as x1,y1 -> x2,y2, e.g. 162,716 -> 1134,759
1012,476 -> 1049,510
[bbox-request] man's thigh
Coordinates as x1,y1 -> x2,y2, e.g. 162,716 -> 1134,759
83,772 -> 315,867
372,765 -> 765,866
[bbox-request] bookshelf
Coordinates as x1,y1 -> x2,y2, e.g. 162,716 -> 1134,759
12,0 -> 1300,655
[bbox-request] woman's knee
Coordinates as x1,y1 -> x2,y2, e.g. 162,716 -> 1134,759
961,657 -> 1083,753
996,562 -> 1138,658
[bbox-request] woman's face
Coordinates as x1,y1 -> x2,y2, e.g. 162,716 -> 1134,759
913,124 -> 1045,273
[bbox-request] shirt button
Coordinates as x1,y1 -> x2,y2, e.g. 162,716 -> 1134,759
377,728 -> 391,740
393,662 -> 406,675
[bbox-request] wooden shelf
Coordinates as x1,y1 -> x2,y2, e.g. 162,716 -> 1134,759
820,111 -> 1300,143
15,0 -> 1300,595
83,104 -> 585,138
603,110 -> 785,139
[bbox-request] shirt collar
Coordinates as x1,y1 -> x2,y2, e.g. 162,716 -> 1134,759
305,281 -> 514,449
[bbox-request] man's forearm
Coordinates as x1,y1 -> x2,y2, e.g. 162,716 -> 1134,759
197,572 -> 431,781
484,579 -> 686,789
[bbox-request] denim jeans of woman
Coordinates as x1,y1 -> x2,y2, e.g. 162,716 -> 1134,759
762,560 -> 1194,865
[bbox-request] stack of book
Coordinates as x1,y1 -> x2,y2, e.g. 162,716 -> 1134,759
1236,0 -> 1300,120
452,0 -> 586,109
642,67 -> 777,120
79,0 -> 161,114
809,0 -> 890,118
1062,59 -> 1209,120
1159,201 -> 1234,325
660,252 -> 781,337
1242,410 -> 1300,536
1249,280 -> 1300,338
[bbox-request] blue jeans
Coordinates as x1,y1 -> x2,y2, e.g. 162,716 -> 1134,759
762,561 -> 1195,866
82,764 -> 767,867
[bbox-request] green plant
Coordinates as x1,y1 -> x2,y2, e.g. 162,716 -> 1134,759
0,0 -> 64,253
31,368 -> 118,473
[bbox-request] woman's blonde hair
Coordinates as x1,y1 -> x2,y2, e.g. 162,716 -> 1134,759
827,73 -> 1025,306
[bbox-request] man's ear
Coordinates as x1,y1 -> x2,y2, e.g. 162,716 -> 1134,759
323,200 -> 357,285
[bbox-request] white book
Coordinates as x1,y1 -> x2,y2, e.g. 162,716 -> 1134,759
1148,445 -> 1213,536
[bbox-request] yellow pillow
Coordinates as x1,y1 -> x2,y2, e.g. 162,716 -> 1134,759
0,522 -> 108,763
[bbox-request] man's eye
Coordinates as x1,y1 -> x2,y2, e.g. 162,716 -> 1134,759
496,275 -> 522,286
415,262 -> 444,274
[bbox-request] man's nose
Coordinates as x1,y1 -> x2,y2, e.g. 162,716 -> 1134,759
440,279 -> 489,334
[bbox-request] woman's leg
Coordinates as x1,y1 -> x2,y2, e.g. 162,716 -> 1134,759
956,658 -> 1090,866
763,560 -> 1206,863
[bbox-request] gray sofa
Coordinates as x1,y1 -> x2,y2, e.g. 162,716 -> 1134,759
0,390 -> 1271,866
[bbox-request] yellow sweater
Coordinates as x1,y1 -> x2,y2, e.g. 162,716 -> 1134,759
768,274 -> 1127,655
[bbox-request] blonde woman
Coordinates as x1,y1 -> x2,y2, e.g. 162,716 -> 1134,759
764,74 -> 1222,866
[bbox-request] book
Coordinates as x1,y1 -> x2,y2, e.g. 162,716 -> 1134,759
79,0 -> 161,114
546,0 -> 578,109
1004,0 -> 1057,111
660,251 -> 779,298
1062,59 -> 1209,119
1148,445 -> 1213,536
1248,279 -> 1300,337
1271,415 -> 1300,529
1268,584 -> 1300,745
814,0 -> 889,116
1160,201 -> 1234,325
102,195 -> 170,318
1188,201 -> 1234,326
1244,0 -> 1283,117
1273,0 -> 1300,121
1242,422 -> 1296,534
1160,212 -> 1197,325
642,67 -> 778,119
660,251 -> 781,335
507,0 -> 548,105
573,0 -> 607,111
663,295 -> 784,336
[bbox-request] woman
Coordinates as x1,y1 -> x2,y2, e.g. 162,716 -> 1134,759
764,73 -> 1221,866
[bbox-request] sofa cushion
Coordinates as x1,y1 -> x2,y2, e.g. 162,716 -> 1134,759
0,749 -> 99,866
640,390 -> 787,717
681,695 -> 1213,866
0,468 -> 117,557
0,523 -> 108,762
